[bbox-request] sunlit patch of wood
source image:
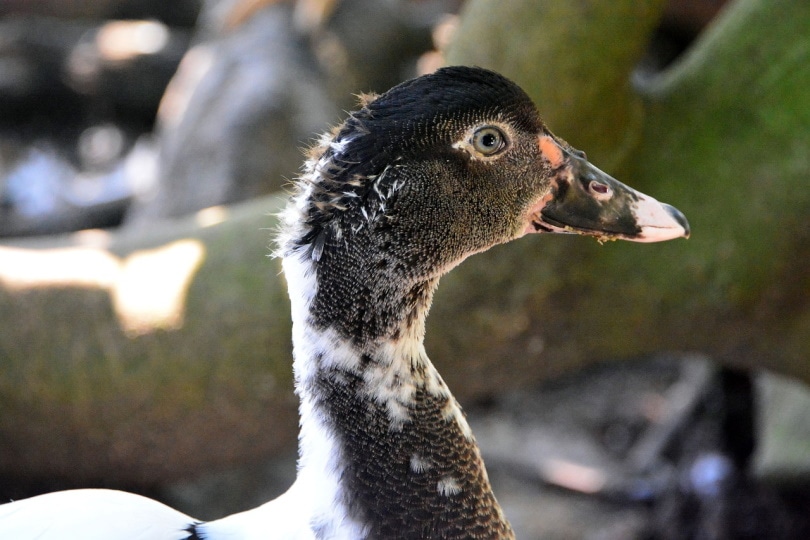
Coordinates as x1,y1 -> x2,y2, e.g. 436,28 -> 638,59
538,458 -> 606,494
96,20 -> 170,62
0,239 -> 206,336
112,240 -> 205,336
195,205 -> 229,228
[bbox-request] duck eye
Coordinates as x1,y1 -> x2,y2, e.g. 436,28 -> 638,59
471,126 -> 507,155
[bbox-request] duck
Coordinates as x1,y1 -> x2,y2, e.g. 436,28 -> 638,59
0,66 -> 689,540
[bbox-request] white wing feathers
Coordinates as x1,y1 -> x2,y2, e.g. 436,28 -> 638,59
0,489 -> 195,540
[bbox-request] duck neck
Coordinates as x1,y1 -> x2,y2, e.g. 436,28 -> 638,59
281,253 -> 514,540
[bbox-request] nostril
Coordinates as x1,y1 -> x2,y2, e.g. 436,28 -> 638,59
589,181 -> 612,199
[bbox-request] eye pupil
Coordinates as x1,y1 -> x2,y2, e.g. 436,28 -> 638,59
472,126 -> 506,155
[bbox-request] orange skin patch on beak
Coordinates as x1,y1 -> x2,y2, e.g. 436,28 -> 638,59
538,135 -> 565,169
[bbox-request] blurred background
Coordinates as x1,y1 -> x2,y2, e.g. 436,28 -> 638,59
1,0 -> 810,538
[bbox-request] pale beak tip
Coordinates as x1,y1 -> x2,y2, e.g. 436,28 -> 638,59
664,203 -> 690,239
633,199 -> 690,243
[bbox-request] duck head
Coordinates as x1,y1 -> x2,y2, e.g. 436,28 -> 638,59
273,67 -> 690,537
283,66 -> 688,285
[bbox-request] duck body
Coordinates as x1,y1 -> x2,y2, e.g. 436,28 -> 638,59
0,66 -> 688,539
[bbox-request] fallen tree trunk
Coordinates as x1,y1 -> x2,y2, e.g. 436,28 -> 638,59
1,0 -> 808,487
0,198 -> 298,486
443,0 -> 810,382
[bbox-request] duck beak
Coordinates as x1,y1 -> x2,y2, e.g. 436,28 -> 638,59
527,136 -> 690,243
